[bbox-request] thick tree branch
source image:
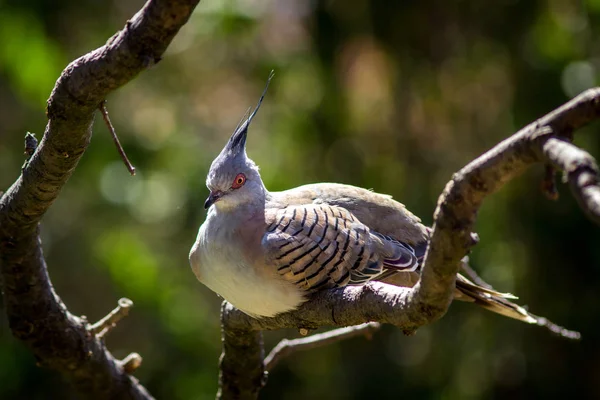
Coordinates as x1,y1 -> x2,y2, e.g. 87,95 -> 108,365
0,0 -> 200,398
218,89 -> 600,399
218,303 -> 266,400
222,283 -> 416,332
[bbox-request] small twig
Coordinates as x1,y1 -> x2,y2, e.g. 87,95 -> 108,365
460,258 -> 493,289
24,132 -> 38,157
541,164 -> 560,200
298,328 -> 310,336
21,132 -> 39,171
90,298 -> 133,338
99,101 -> 136,176
469,232 -> 480,246
264,322 -> 381,372
120,352 -> 143,374
532,315 -> 581,340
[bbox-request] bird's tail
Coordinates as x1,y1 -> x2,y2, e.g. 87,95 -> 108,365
454,274 -> 581,340
454,274 -> 535,323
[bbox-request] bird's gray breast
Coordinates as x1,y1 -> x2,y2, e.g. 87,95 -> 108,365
190,208 -> 304,317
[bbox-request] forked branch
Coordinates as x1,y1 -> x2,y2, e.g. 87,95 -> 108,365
264,322 -> 381,372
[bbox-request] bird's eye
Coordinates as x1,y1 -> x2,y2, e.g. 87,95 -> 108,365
231,173 -> 246,189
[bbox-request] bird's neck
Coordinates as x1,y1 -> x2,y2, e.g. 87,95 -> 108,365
214,188 -> 268,217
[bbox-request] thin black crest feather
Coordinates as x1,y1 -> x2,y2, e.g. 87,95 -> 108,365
225,70 -> 275,155
233,107 -> 252,135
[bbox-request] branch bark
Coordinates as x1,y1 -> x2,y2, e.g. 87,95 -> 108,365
540,136 -> 600,224
218,89 -> 600,399
218,303 -> 266,400
0,0 -> 200,398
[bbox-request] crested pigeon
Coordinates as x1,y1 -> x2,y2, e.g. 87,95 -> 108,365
189,74 -> 572,334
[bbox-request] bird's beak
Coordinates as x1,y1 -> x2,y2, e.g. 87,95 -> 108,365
204,190 -> 223,209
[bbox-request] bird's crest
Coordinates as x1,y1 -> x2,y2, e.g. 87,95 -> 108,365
223,70 -> 275,156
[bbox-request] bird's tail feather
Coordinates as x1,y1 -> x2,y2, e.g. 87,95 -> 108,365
454,274 -> 536,323
378,270 -> 581,339
455,274 -> 581,340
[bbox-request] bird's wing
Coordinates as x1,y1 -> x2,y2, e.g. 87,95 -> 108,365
262,204 -> 419,292
269,183 -> 429,246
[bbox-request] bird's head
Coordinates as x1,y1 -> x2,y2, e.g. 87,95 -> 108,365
204,72 -> 274,211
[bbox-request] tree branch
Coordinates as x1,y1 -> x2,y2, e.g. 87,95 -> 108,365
120,353 -> 144,374
0,0 -> 200,398
90,298 -> 134,339
99,102 -> 136,176
540,136 -> 600,224
264,322 -> 381,372
416,89 -> 600,329
459,258 -> 493,289
218,88 -> 600,399
218,303 -> 266,400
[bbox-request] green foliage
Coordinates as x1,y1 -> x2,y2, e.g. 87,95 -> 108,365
1,0 -> 600,399
0,8 -> 64,105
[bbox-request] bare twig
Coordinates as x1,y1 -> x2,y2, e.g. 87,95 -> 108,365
532,315 -> 581,340
99,101 -> 136,176
21,132 -> 39,171
298,328 -> 310,336
264,323 -> 381,372
90,298 -> 133,338
541,164 -> 560,200
460,258 -> 493,289
537,317 -> 582,340
24,132 -> 38,157
120,353 -> 143,374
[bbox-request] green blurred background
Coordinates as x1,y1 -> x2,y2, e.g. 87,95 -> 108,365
1,0 -> 600,398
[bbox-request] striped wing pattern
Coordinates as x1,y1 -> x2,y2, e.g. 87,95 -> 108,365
373,233 -> 420,269
262,204 -> 419,292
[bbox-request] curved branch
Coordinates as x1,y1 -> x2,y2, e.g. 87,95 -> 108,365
540,137 -> 600,224
0,0 -> 200,398
219,89 -> 600,398
416,88 -> 600,325
264,322 -> 380,372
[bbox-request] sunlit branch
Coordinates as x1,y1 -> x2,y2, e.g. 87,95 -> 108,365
264,322 -> 381,372
90,298 -> 134,339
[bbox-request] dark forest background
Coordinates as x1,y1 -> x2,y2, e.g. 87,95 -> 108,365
1,0 -> 600,398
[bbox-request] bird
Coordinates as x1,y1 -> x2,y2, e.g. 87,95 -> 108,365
189,73 -> 578,337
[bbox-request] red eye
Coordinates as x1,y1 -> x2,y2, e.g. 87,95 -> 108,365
231,173 -> 246,189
